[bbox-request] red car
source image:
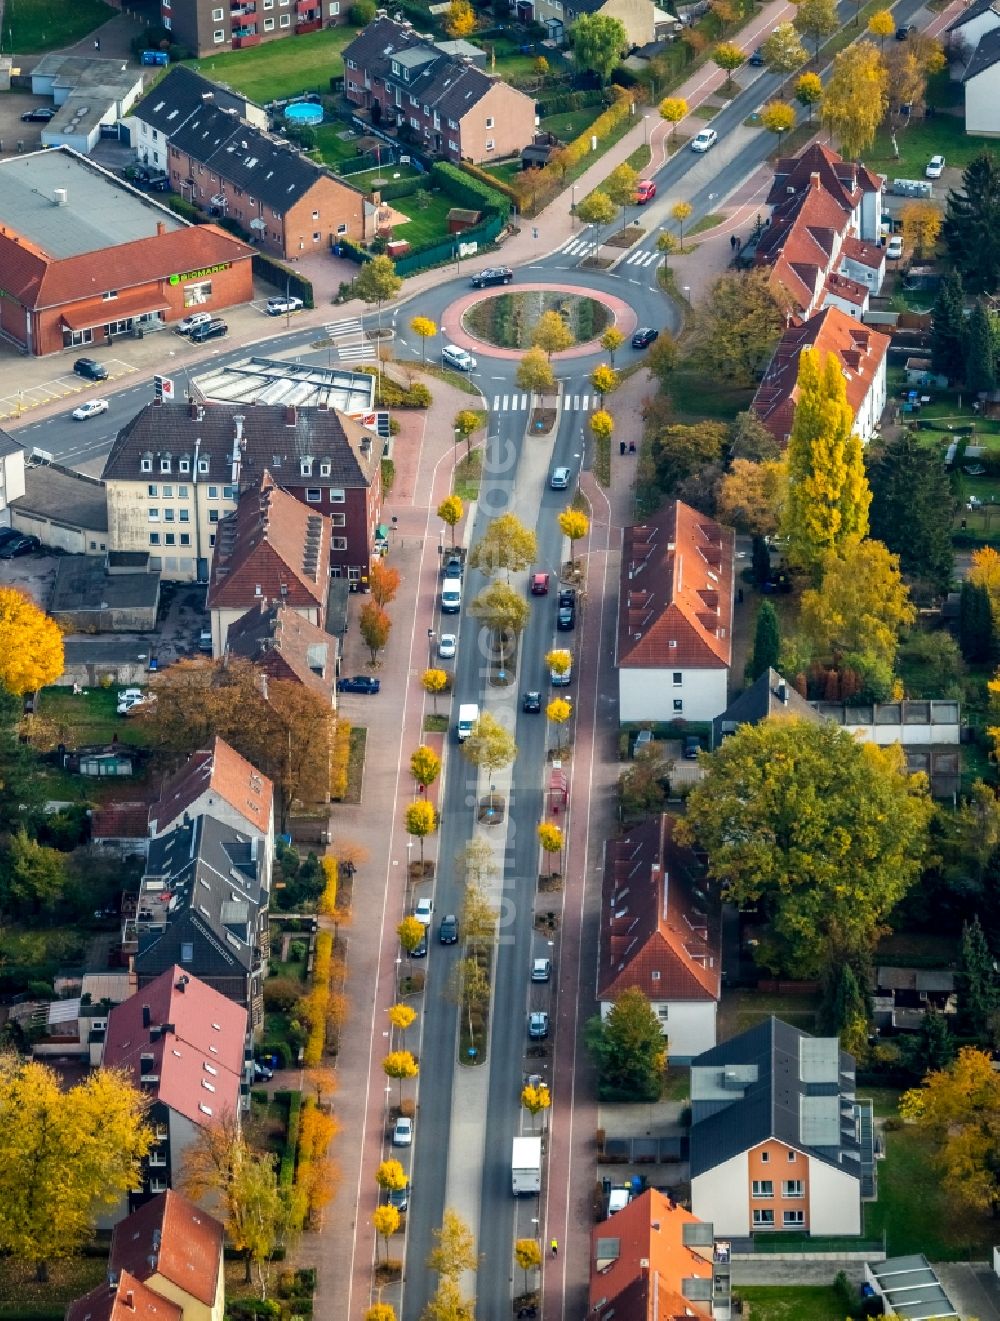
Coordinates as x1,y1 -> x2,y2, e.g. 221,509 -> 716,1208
635,179 -> 657,204
530,572 -> 550,595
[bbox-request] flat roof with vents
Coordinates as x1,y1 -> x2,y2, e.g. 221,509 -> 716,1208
193,356 -> 375,413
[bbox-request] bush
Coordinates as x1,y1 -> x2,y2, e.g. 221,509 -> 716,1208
260,1039 -> 294,1069
330,718 -> 351,801
359,367 -> 432,409
349,0 -> 376,22
381,457 -> 396,494
459,159 -> 520,205
431,159 -> 511,221
163,194 -> 202,223
302,931 -> 333,1066
265,977 -> 304,1012
536,88 -> 606,115
251,253 -> 315,308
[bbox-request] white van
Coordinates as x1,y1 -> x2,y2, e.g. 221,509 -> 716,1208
442,344 -> 477,372
441,577 -> 462,613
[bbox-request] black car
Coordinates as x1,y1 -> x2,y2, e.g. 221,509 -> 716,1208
632,327 -> 659,349
557,598 -> 576,630
189,318 -> 228,343
411,933 -> 427,958
522,690 -> 542,714
0,528 -> 21,548
252,1060 -> 274,1082
337,675 -> 381,694
442,553 -> 464,579
21,106 -> 56,123
470,266 -> 513,288
74,357 -> 108,381
387,1183 -> 410,1212
439,914 -> 459,944
683,736 -> 700,760
0,534 -> 40,559
748,46 -> 764,65
895,23 -> 914,37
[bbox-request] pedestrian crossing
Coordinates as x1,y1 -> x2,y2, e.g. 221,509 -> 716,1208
620,248 -> 662,268
551,236 -> 600,258
490,393 -> 595,412
323,316 -> 376,362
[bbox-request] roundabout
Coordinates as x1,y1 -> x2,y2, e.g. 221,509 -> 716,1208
440,282 -> 640,362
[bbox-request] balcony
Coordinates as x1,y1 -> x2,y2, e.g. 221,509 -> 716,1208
230,1 -> 256,11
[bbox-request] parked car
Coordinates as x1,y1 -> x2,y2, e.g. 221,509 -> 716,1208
635,179 -> 657,204
895,23 -> 914,38
189,318 -> 228,343
0,534 -> 39,559
442,344 -> 477,372
748,46 -> 765,65
550,657 -> 572,687
441,577 -> 462,614
886,235 -> 904,260
632,327 -> 659,349
530,572 -> 550,595
198,629 -> 213,654
387,1182 -> 410,1211
392,1117 -> 413,1147
414,897 -> 433,925
522,690 -> 542,714
74,357 -> 108,381
439,914 -> 459,944
337,675 -> 381,694
528,1011 -> 549,1040
531,957 -> 551,983
925,154 -> 945,179
21,106 -> 56,123
252,1060 -> 274,1082
683,735 -> 700,759
557,596 -> 576,630
71,398 -> 109,420
690,128 -> 718,153
266,294 -> 304,316
635,729 -> 653,754
0,529 -> 21,548
438,633 -> 457,660
442,552 -> 464,579
117,693 -> 150,715
411,933 -> 428,958
549,466 -> 570,490
176,312 -> 213,336
470,266 -> 513,288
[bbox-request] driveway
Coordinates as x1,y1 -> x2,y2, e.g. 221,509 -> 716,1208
934,1263 -> 1000,1321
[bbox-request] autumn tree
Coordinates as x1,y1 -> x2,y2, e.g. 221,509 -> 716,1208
516,346 -> 556,395
410,314 -> 437,362
520,1084 -> 551,1133
460,835 -> 497,888
760,100 -> 796,139
387,1002 -> 417,1042
404,799 -> 437,872
801,540 -> 915,671
427,1207 -> 479,1277
670,199 -> 693,247
600,326 -> 625,364
658,95 -> 688,140
793,0 -> 837,59
422,667 -> 448,713
360,601 -> 391,663
820,41 -> 887,159
571,11 -> 628,82
366,1307 -> 396,1321
469,581 -> 531,642
558,507 -> 590,564
515,1237 -> 543,1291
678,720 -> 933,976
462,711 -> 517,778
453,408 -> 480,460
438,494 -> 464,546
445,0 -> 475,36
461,879 -> 497,947
761,22 -> 807,89
604,161 -> 640,229
533,309 -> 575,358
383,1049 -> 418,1104
376,1158 -> 408,1194
686,269 -> 786,385
546,648 -> 572,680
0,1057 -> 152,1282
576,189 -> 617,245
397,915 -> 425,956
646,418 -> 728,498
590,363 -> 619,405
794,71 -> 823,120
585,987 -> 666,1101
355,253 -> 402,331
715,458 -> 786,537
422,1279 -> 475,1321
469,513 -> 537,579
590,408 -> 614,447
537,821 -> 564,875
410,745 -> 442,790
867,6 -> 895,48
369,560 -> 401,608
899,200 -> 942,260
0,588 -> 64,695
373,1204 -> 400,1261
780,347 -> 871,575
711,39 -> 745,92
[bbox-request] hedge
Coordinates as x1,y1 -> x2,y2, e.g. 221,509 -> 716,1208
371,175 -> 425,203
163,194 -> 202,224
279,1089 -> 303,1186
459,159 -> 519,206
259,1038 -> 294,1069
330,716 -> 351,800
536,88 -> 606,116
431,160 -> 511,222
251,253 -> 315,309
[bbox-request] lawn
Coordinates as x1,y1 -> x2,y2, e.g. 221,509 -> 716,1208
870,109 -> 997,184
0,1255 -> 106,1314
482,160 -> 523,188
736,1287 -> 846,1321
39,685 -> 152,749
719,989 -> 821,1038
454,450 -> 483,501
345,163 -> 423,193
538,105 -> 606,142
2,0 -> 113,53
391,189 -> 456,246
669,367 -> 755,423
190,25 -> 358,103
312,122 -> 372,170
866,1123 -> 997,1259
471,35 -> 569,82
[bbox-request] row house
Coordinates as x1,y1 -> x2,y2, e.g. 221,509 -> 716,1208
342,17 -> 536,164
130,66 -> 268,176
159,0 -> 344,57
226,598 -> 339,704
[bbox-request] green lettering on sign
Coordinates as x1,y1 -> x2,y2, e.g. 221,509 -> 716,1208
169,262 -> 232,285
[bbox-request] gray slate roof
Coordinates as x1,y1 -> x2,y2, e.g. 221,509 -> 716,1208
16,461 -> 107,532
131,64 -> 260,137
0,428 -> 22,459
713,668 -> 819,746
948,0 -> 1000,31
964,25 -> 1000,79
103,401 -> 382,490
689,1017 -> 861,1180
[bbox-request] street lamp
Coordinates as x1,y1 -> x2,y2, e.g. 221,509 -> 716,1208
643,115 -> 650,145
428,627 -> 436,666
571,183 -> 577,229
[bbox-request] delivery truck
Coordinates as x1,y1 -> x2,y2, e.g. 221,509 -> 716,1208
512,1135 -> 542,1196
457,703 -> 479,742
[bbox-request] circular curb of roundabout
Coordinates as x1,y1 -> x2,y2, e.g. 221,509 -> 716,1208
441,282 -> 639,361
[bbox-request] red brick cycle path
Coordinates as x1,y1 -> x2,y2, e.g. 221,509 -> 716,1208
440,284 -> 638,361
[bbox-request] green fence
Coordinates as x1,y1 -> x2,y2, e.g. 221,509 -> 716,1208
392,212 -> 504,276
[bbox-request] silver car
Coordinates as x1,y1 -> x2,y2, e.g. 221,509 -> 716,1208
690,128 -> 718,152
442,344 -> 477,371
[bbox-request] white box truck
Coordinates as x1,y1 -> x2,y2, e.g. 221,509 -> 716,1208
512,1135 -> 542,1196
457,703 -> 479,742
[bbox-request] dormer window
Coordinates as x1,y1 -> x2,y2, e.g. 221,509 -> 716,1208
301,457 -> 313,476
198,459 -> 209,474
160,457 -> 171,473
141,455 -> 153,473
320,460 -> 331,476
179,457 -> 190,473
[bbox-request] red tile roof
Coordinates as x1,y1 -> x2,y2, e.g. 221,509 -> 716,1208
207,472 -> 330,613
768,142 -> 881,212
92,802 -> 153,841
225,600 -> 337,702
589,1190 -> 714,1321
617,501 -> 734,671
0,223 -> 252,312
751,304 -> 890,445
598,815 -> 720,1004
824,271 -> 868,307
110,1191 -> 223,1309
841,235 -> 884,271
149,735 -> 273,836
756,176 -> 855,314
66,1273 -> 182,1321
103,965 -> 246,1129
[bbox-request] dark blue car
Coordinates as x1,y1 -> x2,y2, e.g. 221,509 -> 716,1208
337,675 -> 381,694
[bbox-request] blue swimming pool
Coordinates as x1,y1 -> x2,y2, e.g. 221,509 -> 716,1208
284,101 -> 323,126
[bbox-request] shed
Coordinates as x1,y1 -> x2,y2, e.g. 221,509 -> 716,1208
904,357 -> 947,388
447,207 -> 481,234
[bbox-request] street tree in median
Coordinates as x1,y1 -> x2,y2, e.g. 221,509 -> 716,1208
590,408 -> 614,449
590,363 -> 618,406
453,408 -> 480,461
604,161 -> 640,231
462,880 -> 498,947
794,71 -> 823,121
576,189 -> 618,253
520,1085 -> 551,1132
373,1204 -> 400,1261
546,648 -> 572,679
712,40 -> 746,94
867,7 -> 894,49
533,309 -> 575,358
427,1208 -> 479,1278
547,697 -> 573,751
383,1049 -> 418,1104
366,1306 -> 396,1321
359,601 -> 391,663
761,22 -> 807,91
404,799 -> 437,872
515,1238 -> 543,1291
462,711 -> 517,780
469,513 -> 537,579
422,667 -> 448,713
558,507 -> 590,565
793,0 -> 837,60
410,745 -> 442,791
437,494 -> 464,545
355,253 -> 402,333
422,1279 -> 475,1321
368,560 -> 400,608
460,835 -> 497,888
387,1003 -> 417,1042
600,326 -> 625,365
677,719 -> 933,977
516,346 -> 556,395
469,581 -> 531,642
760,100 -> 796,141
537,821 -> 564,875
670,200 -> 693,248
820,42 -> 887,159
410,315 -> 437,362
658,95 -> 688,141
376,1158 -> 408,1194
397,915 -> 425,956
585,986 -> 666,1101
0,588 -> 64,695
571,12 -> 628,83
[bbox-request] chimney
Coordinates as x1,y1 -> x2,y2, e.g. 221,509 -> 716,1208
810,171 -> 820,190
156,221 -> 165,236
142,1005 -> 151,1028
777,682 -> 787,704
360,436 -> 371,455
189,400 -> 199,419
284,405 -> 297,427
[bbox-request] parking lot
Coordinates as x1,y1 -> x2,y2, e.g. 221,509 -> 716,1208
0,357 -> 137,423
0,90 -> 59,156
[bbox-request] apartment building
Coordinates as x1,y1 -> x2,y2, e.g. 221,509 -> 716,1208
160,0 -> 342,57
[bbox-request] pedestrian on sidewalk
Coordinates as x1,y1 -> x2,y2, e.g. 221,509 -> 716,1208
550,1238 -> 558,1257
94,38 -> 100,49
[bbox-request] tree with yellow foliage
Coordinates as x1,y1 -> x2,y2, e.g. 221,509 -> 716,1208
547,697 -> 572,753
820,41 -> 887,159
366,1305 -> 397,1321
590,409 -> 614,447
670,200 -> 693,247
867,7 -> 895,50
537,821 -> 564,875
410,315 -> 437,362
521,1082 -> 552,1131
516,346 -> 556,395
900,201 -> 942,259
558,507 -> 590,565
404,798 -> 437,872
760,100 -> 796,140
590,363 -> 619,407
410,744 -> 442,791
800,539 -> 916,672
546,648 -> 572,678
794,71 -> 823,121
373,1203 -> 400,1261
388,1002 -> 417,1042
317,854 -> 339,916
0,1056 -> 152,1282
0,587 -> 64,696
716,458 -> 787,537
533,309 -> 575,359
376,1158 -> 408,1194
422,667 -> 448,713
600,326 -> 625,365
437,494 -> 464,546
658,95 -> 688,141
383,1049 -> 418,1104
445,0 -> 475,37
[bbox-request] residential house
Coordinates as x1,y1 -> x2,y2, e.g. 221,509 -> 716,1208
226,599 -> 339,703
0,148 -> 252,356
689,1017 -> 874,1237
960,28 -> 1000,136
148,735 -> 274,887
712,667 -> 820,747
589,1190 -> 732,1321
162,101 -> 365,257
533,0 -> 662,49
129,66 -> 268,176
101,966 -> 247,1206
103,401 -> 385,584
0,430 -> 25,529
813,698 -> 961,797
751,305 -> 890,446
616,501 -> 734,724
109,1190 -> 225,1321
206,472 -> 331,656
599,815 -> 720,1060
156,0 -> 343,58
130,815 -> 268,1030
91,803 -> 153,858
66,1273 -> 182,1321
947,0 -> 1000,59
343,18 -> 537,164
872,966 -> 957,1034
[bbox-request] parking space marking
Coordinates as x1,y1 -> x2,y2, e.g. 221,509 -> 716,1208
0,359 -> 135,419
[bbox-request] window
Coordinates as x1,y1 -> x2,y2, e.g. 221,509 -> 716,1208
165,533 -> 176,546
214,28 -> 225,41
312,210 -> 320,221
410,117 -> 420,131
485,117 -> 494,129
209,534 -> 216,548
280,13 -> 290,23
337,222 -> 347,235
752,1210 -> 774,1227
264,15 -> 274,26
102,290 -> 118,301
198,459 -> 209,474
782,1211 -> 805,1227
208,485 -> 219,499
184,279 -> 212,308
330,2 -> 339,12
486,139 -> 495,152
223,485 -> 236,500
673,699 -> 683,713
147,484 -> 158,497
180,533 -> 191,546
330,488 -> 345,503
787,1151 -> 797,1162
320,460 -> 331,476
181,942 -> 194,963
141,458 -> 152,473
672,672 -> 682,685
305,488 -> 322,503
448,138 -> 459,151
331,566 -> 342,577
148,508 -> 159,522
162,485 -> 173,498
760,1151 -> 770,1163
300,458 -> 313,477
313,232 -> 320,242
331,513 -> 346,527
179,509 -> 190,523
209,510 -> 219,523
651,970 -> 660,981
347,567 -> 360,581
782,1181 -> 804,1198
751,1181 -> 773,1198
164,509 -> 175,523
178,485 -> 189,498
212,5 -> 223,16
149,533 -> 160,546
332,536 -> 348,550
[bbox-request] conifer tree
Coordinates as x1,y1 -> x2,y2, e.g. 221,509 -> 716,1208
867,431 -> 954,591
957,915 -> 998,1041
959,580 -> 995,664
930,268 -> 966,383
966,300 -> 997,395
751,601 -> 781,680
